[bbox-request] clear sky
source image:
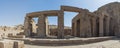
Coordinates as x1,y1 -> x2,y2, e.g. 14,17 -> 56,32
0,0 -> 119,27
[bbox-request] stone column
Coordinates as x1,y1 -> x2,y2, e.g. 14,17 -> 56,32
57,11 -> 64,39
24,16 -> 32,37
74,22 -> 77,36
76,19 -> 80,37
37,15 -> 46,38
105,16 -> 110,36
99,14 -> 104,36
80,18 -> 86,38
45,17 -> 49,36
92,18 -> 96,37
72,23 -> 74,36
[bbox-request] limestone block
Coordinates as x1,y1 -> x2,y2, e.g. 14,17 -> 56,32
0,40 -> 14,48
13,41 -> 24,48
8,35 -> 25,38
15,35 -> 25,38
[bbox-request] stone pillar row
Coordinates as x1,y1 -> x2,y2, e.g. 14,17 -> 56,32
105,16 -> 110,36
99,14 -> 110,36
25,11 -> 64,39
99,14 -> 104,36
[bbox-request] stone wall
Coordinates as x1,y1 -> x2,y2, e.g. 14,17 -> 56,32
49,29 -> 71,36
0,40 -> 24,48
94,2 -> 120,37
72,2 -> 120,38
72,9 -> 97,37
24,2 -> 120,38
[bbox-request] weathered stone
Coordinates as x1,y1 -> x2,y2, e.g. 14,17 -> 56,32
8,35 -> 25,38
0,40 -> 24,48
95,2 -> 120,37
72,10 -> 94,37
49,29 -> 71,36
0,40 -> 14,48
13,40 -> 24,48
24,2 -> 120,38
37,15 -> 46,38
25,10 -> 64,39
72,2 -> 120,38
24,17 -> 32,37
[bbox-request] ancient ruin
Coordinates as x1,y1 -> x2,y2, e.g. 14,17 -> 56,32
24,6 -> 85,39
72,2 -> 120,38
24,2 -> 120,39
0,1 -> 120,48
24,10 -> 64,38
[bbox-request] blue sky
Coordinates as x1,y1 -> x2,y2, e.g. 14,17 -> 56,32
0,0 -> 119,27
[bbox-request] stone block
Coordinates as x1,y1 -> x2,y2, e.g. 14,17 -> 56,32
0,40 -> 14,48
13,40 -> 24,48
8,35 -> 25,38
15,35 -> 25,38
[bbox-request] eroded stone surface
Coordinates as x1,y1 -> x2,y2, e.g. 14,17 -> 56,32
14,40 -> 24,48
0,40 -> 24,48
72,2 -> 120,37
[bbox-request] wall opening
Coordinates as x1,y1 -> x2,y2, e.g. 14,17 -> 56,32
32,17 -> 38,36
64,11 -> 78,36
64,11 -> 78,27
48,16 -> 58,36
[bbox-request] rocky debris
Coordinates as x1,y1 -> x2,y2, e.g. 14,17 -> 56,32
0,24 -> 24,32
0,24 -> 24,38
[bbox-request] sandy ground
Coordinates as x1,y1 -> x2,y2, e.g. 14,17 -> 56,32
25,38 -> 120,48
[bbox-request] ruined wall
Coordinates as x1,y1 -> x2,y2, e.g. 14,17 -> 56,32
72,9 -> 97,38
49,29 -> 71,36
72,2 -> 120,38
95,2 -> 120,36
